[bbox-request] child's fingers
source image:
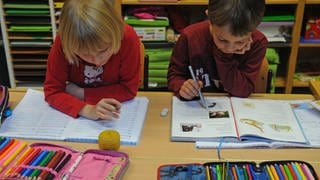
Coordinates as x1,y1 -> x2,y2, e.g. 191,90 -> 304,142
180,79 -> 202,99
95,99 -> 122,120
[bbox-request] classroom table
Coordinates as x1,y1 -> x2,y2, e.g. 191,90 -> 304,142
8,88 -> 320,179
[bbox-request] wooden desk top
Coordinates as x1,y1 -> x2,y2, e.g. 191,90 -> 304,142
8,89 -> 320,179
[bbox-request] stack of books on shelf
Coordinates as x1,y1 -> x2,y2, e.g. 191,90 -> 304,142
2,2 -> 53,84
145,48 -> 172,88
258,15 -> 295,43
124,6 -> 169,42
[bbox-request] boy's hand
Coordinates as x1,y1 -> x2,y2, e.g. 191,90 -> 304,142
179,79 -> 203,100
79,98 -> 121,120
233,37 -> 253,54
65,81 -> 84,100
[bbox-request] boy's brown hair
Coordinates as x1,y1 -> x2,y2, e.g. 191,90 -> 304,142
207,0 -> 265,36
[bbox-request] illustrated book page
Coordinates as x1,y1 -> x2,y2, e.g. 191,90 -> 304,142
196,100 -> 320,149
231,97 -> 307,143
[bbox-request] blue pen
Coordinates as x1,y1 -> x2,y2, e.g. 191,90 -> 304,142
188,65 -> 208,110
21,150 -> 48,177
235,164 -> 243,180
291,163 -> 302,180
0,137 -> 9,150
248,164 -> 256,179
274,164 -> 284,180
0,137 -> 5,145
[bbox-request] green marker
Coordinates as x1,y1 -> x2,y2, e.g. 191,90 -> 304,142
29,151 -> 55,178
216,164 -> 221,180
283,164 -> 293,180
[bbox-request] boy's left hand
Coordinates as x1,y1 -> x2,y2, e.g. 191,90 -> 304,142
233,37 -> 252,54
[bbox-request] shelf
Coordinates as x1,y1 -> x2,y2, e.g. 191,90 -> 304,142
306,0 -> 320,4
0,0 -> 55,87
299,43 -> 320,47
122,0 -> 208,5
268,42 -> 292,48
293,79 -> 310,87
122,0 -> 300,5
266,0 -> 299,4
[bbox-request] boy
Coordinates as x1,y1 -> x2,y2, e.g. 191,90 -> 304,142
167,0 -> 268,99
44,0 -> 141,120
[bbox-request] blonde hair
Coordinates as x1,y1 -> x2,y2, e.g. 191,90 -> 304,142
59,0 -> 124,64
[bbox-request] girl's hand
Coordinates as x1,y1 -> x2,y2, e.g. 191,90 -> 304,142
179,79 -> 203,100
79,98 -> 121,120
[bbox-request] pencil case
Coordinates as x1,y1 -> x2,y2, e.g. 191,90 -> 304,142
157,160 -> 319,180
0,138 -> 129,180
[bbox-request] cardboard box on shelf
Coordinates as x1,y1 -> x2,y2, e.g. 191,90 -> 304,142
134,27 -> 166,41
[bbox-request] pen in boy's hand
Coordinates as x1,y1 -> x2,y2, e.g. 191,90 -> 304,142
188,65 -> 208,110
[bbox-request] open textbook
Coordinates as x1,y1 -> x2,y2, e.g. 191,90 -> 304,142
171,96 -> 320,148
0,89 -> 149,145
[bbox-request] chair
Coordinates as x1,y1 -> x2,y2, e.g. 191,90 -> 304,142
309,80 -> 320,100
139,42 -> 149,89
254,57 -> 273,93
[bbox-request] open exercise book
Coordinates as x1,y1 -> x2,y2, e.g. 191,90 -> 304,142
0,89 -> 149,145
171,96 -> 320,148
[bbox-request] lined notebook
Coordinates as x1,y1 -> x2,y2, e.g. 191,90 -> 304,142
0,89 -> 149,145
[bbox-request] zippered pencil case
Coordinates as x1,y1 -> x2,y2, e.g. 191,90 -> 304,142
0,138 -> 129,180
157,160 -> 319,180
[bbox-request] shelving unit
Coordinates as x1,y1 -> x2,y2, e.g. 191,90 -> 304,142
0,0 -> 319,93
118,0 -> 320,93
0,0 -> 57,87
294,0 -> 320,89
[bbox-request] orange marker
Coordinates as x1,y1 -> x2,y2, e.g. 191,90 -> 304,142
11,148 -> 41,177
0,139 -> 18,161
279,164 -> 288,180
287,163 -> 298,180
0,139 -> 16,160
4,146 -> 33,177
266,165 -> 275,180
270,165 -> 280,180
0,140 -> 27,173
232,166 -> 238,180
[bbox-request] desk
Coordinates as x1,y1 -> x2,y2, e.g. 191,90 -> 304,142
8,89 -> 320,179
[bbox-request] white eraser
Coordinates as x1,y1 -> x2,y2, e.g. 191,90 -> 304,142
160,108 -> 169,117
